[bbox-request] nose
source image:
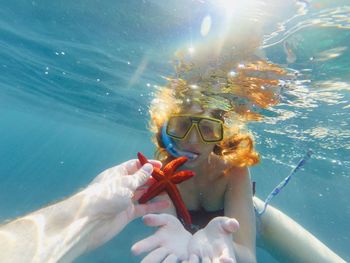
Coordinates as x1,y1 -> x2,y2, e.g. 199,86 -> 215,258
186,125 -> 201,144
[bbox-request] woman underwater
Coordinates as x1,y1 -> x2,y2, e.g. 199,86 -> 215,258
131,45 -> 347,263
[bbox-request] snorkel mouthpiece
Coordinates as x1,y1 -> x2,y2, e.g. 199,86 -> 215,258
161,124 -> 197,159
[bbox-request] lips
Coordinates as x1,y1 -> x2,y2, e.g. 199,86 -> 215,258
183,150 -> 200,160
188,153 -> 199,160
175,143 -> 201,160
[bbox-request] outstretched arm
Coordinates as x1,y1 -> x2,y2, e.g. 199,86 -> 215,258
0,159 -> 169,263
224,167 -> 257,263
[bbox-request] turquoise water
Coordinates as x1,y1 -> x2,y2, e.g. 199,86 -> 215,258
0,0 -> 349,262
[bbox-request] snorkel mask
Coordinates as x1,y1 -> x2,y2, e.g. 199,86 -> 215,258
161,123 -> 198,159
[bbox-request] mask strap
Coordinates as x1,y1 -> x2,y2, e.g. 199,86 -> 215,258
161,123 -> 197,159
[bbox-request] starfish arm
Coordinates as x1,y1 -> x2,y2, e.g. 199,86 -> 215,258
170,171 -> 195,184
163,157 -> 188,176
166,183 -> 192,226
137,152 -> 149,165
137,152 -> 163,180
139,181 -> 166,204
151,168 -> 164,181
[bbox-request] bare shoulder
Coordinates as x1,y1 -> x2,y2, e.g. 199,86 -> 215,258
208,153 -> 250,185
221,167 -> 251,197
227,165 -> 249,175
225,165 -> 249,181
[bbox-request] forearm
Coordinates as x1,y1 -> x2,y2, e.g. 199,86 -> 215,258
234,243 -> 257,263
0,190 -> 99,263
225,167 -> 257,263
0,159 -> 163,263
231,200 -> 257,263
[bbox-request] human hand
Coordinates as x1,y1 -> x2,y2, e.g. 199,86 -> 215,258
183,217 -> 239,263
80,159 -> 170,251
132,213 -> 192,262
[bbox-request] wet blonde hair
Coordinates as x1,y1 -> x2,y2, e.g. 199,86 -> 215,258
148,44 -> 286,168
148,86 -> 260,168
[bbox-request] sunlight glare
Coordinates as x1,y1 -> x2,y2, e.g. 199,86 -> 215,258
213,0 -> 255,18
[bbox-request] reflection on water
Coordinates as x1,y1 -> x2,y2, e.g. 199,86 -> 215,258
263,6 -> 350,48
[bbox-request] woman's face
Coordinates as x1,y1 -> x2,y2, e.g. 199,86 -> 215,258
171,106 -> 218,166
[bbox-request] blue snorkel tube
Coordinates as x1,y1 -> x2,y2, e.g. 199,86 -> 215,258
161,123 -> 197,160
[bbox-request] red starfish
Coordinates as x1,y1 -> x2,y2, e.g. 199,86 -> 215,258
137,152 -> 195,227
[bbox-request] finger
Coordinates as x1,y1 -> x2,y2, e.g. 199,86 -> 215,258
187,254 -> 200,263
116,187 -> 133,199
142,213 -> 177,227
221,218 -> 239,234
149,160 -> 162,169
141,247 -> 169,263
133,200 -> 170,218
203,245 -> 214,260
120,176 -> 137,190
134,177 -> 157,192
219,244 -> 236,262
162,253 -> 178,263
202,257 -> 211,263
131,235 -> 160,255
129,164 -> 154,190
124,158 -> 162,174
219,256 -> 235,263
132,187 -> 168,201
123,159 -> 141,174
133,188 -> 147,201
132,178 -> 157,200
143,177 -> 157,187
219,247 -> 231,260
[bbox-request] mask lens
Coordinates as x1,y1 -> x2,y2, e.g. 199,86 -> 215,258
198,118 -> 223,142
167,116 -> 192,138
